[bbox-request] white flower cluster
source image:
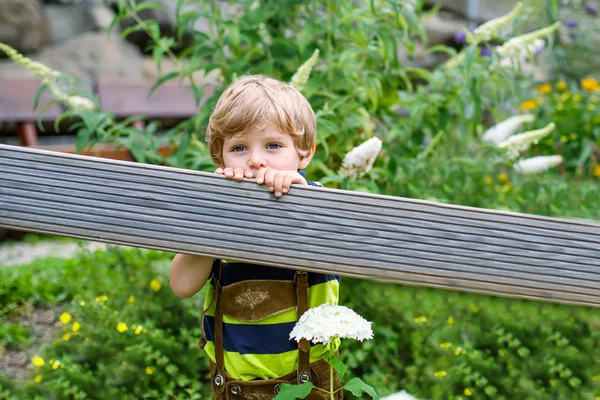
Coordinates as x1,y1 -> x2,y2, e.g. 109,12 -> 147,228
289,49 -> 320,92
290,303 -> 374,345
65,95 -> 96,112
499,38 -> 545,70
496,22 -> 561,60
381,390 -> 419,400
498,122 -> 556,160
339,137 -> 383,179
469,2 -> 523,44
482,114 -> 535,145
514,155 -> 563,174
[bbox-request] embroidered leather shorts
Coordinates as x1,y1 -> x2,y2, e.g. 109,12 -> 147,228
209,359 -> 343,400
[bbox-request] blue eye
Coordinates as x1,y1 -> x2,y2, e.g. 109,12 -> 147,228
266,143 -> 281,149
231,145 -> 246,152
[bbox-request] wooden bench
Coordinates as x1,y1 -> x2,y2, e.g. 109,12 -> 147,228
0,77 -> 217,160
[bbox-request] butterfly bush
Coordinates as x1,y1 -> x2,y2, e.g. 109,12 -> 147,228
514,155 -> 563,174
289,303 -> 373,345
498,122 -> 556,160
339,137 -> 383,179
289,49 -> 320,92
482,114 -> 535,144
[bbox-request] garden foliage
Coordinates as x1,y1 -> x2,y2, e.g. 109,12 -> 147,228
0,0 -> 599,399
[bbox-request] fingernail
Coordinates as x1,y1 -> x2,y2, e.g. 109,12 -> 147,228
275,192 -> 281,197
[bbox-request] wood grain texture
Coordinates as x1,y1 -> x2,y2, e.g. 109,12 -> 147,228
1,144 -> 599,307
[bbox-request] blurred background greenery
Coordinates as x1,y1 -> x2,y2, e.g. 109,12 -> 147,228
0,0 -> 599,399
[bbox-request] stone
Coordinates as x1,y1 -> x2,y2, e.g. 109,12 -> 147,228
425,0 -> 513,24
0,32 -> 145,92
424,11 -> 469,46
0,0 -> 50,55
44,3 -> 118,45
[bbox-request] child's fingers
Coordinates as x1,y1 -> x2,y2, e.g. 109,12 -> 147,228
255,168 -> 267,185
215,167 -> 224,174
281,174 -> 294,194
244,170 -> 254,179
234,168 -> 245,181
273,172 -> 286,197
224,167 -> 235,179
264,169 -> 277,191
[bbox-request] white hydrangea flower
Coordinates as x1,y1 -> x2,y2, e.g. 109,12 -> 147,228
381,390 -> 420,400
514,155 -> 563,174
498,122 -> 555,160
339,137 -> 383,179
496,22 -> 560,60
469,2 -> 523,43
290,303 -> 373,345
482,114 -> 535,144
289,49 -> 320,92
66,95 -> 96,112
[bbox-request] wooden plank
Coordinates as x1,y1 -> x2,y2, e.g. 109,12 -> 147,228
0,78 -> 63,121
1,144 -> 599,307
96,78 -> 216,118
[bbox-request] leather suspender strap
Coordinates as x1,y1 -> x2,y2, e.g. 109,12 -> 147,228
213,260 -> 226,394
295,271 -> 311,384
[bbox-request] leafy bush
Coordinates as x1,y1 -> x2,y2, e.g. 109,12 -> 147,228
1,248 -> 598,399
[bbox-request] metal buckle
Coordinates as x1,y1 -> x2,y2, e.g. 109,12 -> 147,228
298,372 -> 311,383
214,374 -> 224,387
230,384 -> 242,395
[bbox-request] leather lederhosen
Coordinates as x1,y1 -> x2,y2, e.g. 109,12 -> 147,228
201,260 -> 342,400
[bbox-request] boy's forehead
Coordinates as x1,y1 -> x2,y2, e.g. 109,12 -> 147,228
227,123 -> 286,139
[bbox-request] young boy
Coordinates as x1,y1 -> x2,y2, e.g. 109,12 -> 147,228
170,75 -> 341,399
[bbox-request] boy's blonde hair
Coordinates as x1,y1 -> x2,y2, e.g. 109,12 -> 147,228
206,75 -> 317,167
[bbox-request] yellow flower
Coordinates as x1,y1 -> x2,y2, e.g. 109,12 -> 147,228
128,296 -> 135,303
556,81 -> 567,91
116,322 -> 128,333
447,317 -> 454,325
145,366 -> 155,375
32,356 -> 45,367
535,98 -> 544,105
497,172 -> 509,183
59,312 -> 72,325
464,388 -> 473,396
414,316 -> 427,324
95,295 -> 108,302
501,183 -> 512,193
52,360 -> 61,370
454,347 -> 464,356
62,333 -> 71,341
581,77 -> 600,93
573,94 -> 582,103
434,370 -> 447,377
593,165 -> 600,177
536,83 -> 552,94
440,342 -> 452,349
483,176 -> 493,185
135,325 -> 143,335
34,375 -> 43,383
79,301 -> 85,306
150,279 -> 161,292
556,103 -> 564,111
72,321 -> 80,332
520,100 -> 538,112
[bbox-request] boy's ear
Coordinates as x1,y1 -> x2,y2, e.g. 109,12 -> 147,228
298,143 -> 316,170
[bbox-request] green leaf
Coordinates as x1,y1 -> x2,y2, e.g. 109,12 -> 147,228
343,377 -> 379,399
134,1 -> 167,13
36,100 -> 59,132
273,382 -> 314,400
148,72 -> 180,99
32,83 -> 49,111
329,354 -> 346,380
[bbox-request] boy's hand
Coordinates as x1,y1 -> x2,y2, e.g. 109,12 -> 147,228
215,167 -> 307,197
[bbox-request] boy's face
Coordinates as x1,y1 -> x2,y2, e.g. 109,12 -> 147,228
221,122 -> 312,174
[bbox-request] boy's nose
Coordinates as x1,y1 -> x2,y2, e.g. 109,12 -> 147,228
248,153 -> 267,169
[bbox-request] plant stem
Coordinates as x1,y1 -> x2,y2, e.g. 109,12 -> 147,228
329,343 -> 334,400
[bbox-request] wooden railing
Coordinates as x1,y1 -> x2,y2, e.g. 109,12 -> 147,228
1,144 -> 599,307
